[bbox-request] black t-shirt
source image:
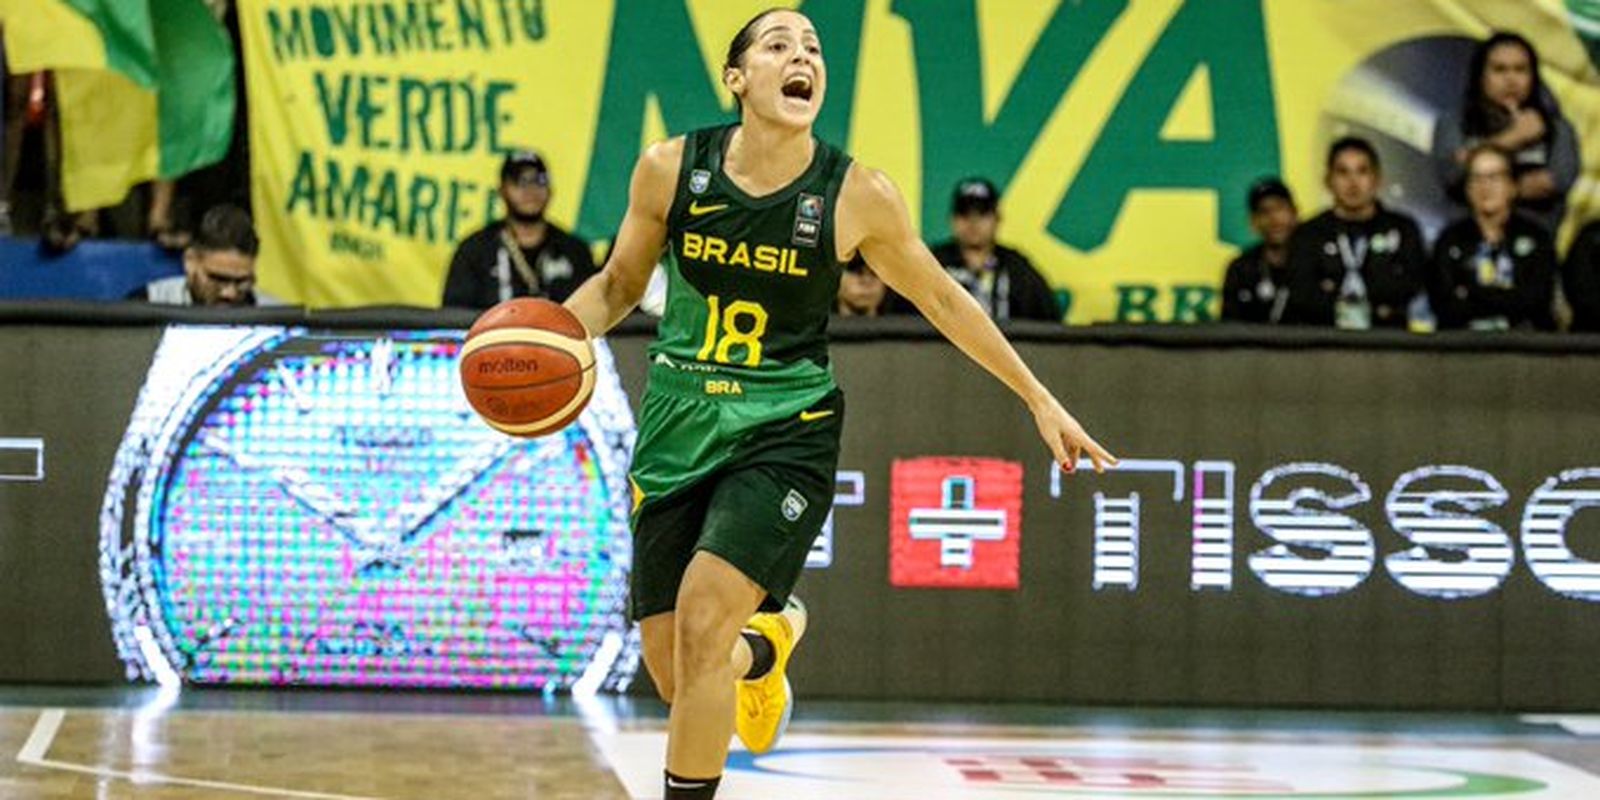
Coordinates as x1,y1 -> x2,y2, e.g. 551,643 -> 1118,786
1220,244 -> 1289,323
926,241 -> 1060,322
1282,207 -> 1427,329
1429,214 -> 1556,331
1563,220 -> 1600,333
441,220 -> 597,309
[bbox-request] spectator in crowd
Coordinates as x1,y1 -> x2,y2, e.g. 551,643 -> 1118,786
835,254 -> 905,317
1429,145 -> 1557,331
1564,219 -> 1600,333
442,150 -> 596,309
1283,137 -> 1427,329
926,178 -> 1060,323
1221,177 -> 1299,323
129,204 -> 260,306
1432,31 -> 1579,232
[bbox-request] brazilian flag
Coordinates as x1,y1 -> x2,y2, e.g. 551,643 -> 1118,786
0,0 -> 235,211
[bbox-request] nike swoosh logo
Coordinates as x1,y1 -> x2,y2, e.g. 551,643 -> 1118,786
688,201 -> 729,216
799,409 -> 835,422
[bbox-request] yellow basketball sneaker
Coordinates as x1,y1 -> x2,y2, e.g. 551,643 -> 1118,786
735,596 -> 808,754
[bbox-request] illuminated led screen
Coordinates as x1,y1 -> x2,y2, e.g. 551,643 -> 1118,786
1066,460 -> 1600,601
100,326 -> 639,691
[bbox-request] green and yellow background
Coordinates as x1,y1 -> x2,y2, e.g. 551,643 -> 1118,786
240,0 -> 1600,319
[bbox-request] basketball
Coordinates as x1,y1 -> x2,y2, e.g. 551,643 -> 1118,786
459,298 -> 595,437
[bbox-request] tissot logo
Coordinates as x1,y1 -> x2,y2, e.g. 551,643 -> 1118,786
866,455 -> 1600,601
1067,459 -> 1600,602
890,457 -> 1022,589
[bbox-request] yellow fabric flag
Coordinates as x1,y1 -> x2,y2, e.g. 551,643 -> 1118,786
0,0 -> 115,74
53,70 -> 161,210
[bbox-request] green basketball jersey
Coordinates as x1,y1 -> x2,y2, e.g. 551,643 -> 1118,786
648,124 -> 853,395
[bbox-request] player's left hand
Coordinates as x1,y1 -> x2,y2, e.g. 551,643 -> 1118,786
1030,394 -> 1117,475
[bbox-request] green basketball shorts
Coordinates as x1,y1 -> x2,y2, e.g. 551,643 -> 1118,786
628,381 -> 843,621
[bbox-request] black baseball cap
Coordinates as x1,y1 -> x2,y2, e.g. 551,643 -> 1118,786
951,178 -> 999,215
1246,177 -> 1293,212
501,150 -> 549,185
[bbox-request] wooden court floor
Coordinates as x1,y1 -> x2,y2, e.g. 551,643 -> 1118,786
3,687 -> 1600,799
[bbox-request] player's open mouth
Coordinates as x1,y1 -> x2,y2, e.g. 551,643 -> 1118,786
781,75 -> 814,103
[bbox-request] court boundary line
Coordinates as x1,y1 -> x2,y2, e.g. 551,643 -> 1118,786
16,708 -> 61,763
15,708 -> 387,800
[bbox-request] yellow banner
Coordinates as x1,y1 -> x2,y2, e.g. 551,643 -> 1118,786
241,0 -> 1600,320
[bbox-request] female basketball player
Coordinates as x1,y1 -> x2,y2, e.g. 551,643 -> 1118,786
564,9 -> 1116,798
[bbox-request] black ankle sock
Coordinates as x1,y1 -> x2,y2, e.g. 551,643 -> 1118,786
664,770 -> 721,798
741,629 -> 775,680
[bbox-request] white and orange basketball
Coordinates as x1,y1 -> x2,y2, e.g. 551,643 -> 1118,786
459,298 -> 595,437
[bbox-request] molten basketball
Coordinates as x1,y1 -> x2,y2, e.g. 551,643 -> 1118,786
459,298 -> 595,437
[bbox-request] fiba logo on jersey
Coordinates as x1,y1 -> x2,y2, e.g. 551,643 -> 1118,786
889,457 -> 1023,589
792,193 -> 824,247
689,169 -> 711,195
797,194 -> 823,219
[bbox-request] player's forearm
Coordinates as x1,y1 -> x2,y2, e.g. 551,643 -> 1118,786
564,270 -> 640,337
919,281 -> 1053,410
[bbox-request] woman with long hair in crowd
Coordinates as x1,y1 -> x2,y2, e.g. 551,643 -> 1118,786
1432,31 -> 1581,232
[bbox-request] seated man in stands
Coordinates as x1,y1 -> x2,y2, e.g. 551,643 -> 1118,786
441,150 -> 596,309
1221,178 -> 1299,323
129,205 -> 259,307
1282,137 -> 1427,329
927,178 -> 1060,323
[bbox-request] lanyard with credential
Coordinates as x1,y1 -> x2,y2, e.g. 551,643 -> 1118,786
500,228 -> 541,295
1335,231 -> 1368,276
